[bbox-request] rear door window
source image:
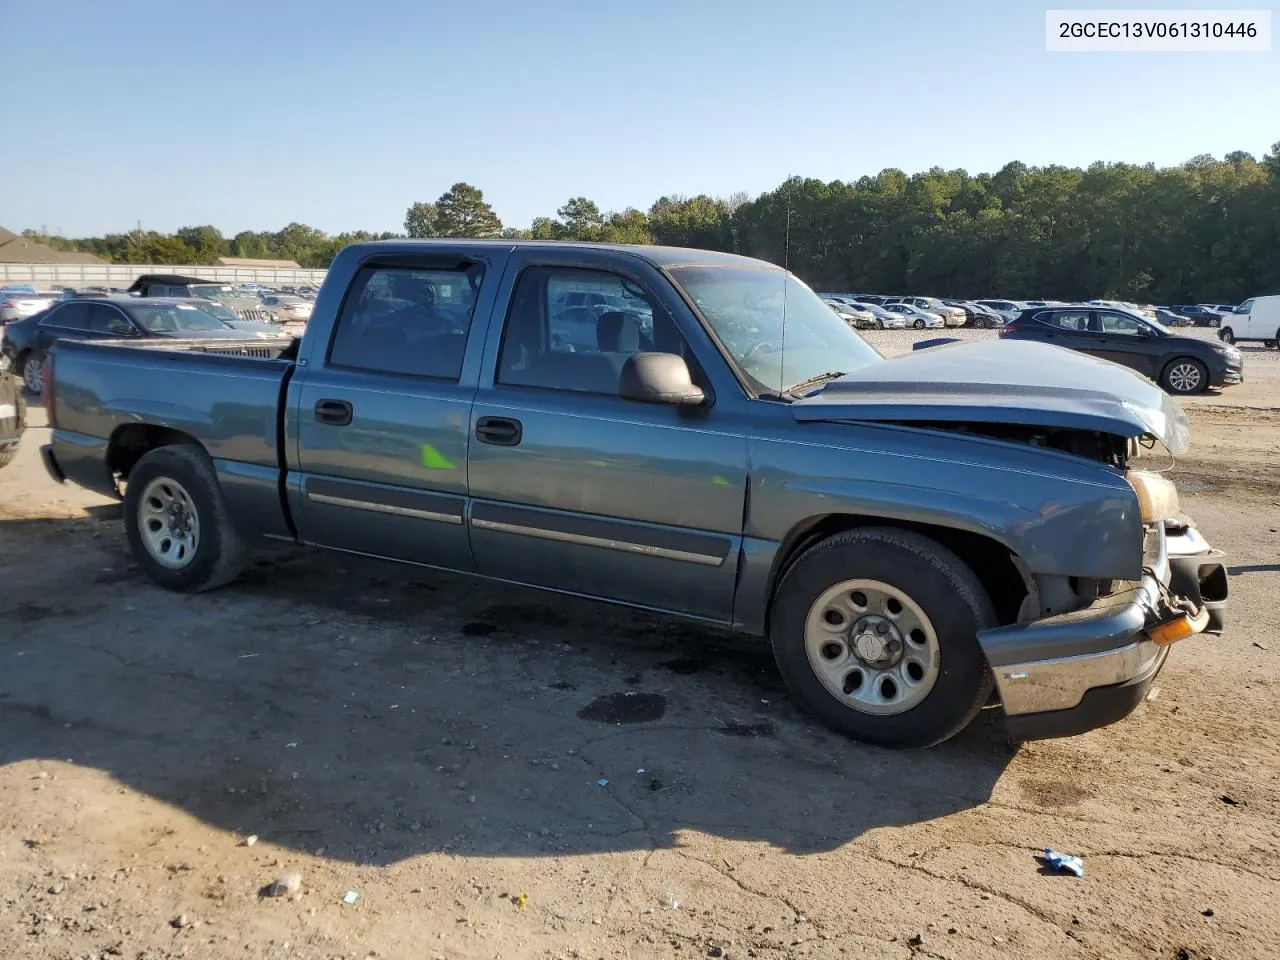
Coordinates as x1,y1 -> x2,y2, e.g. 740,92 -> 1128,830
1037,310 -> 1090,331
327,263 -> 485,380
39,302 -> 93,331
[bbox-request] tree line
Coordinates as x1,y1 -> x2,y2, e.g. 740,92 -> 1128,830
26,142 -> 1280,302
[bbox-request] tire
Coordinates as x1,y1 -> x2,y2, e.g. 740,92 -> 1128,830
123,445 -> 248,592
1161,357 -> 1209,395
912,319 -> 925,330
875,319 -> 885,330
21,352 -> 44,395
0,444 -> 16,469
770,527 -> 996,748
1211,316 -> 1220,328
1219,328 -> 1234,345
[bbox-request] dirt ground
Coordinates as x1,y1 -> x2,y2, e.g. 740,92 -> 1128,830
2,334 -> 1278,960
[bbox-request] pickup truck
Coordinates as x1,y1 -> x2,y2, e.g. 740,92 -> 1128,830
39,240 -> 1228,748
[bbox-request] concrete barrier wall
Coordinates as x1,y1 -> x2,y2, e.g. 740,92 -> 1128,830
0,263 -> 329,286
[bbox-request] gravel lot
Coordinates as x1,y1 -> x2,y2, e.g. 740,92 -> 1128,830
1,333 -> 1277,960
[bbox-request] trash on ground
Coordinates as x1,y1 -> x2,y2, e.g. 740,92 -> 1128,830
343,890 -> 359,904
596,778 -> 609,787
1042,848 -> 1084,877
266,873 -> 302,898
242,835 -> 258,847
514,892 -> 527,909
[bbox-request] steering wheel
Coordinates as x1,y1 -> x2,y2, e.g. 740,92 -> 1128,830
741,340 -> 781,364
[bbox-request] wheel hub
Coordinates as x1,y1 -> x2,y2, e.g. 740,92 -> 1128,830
852,616 -> 902,666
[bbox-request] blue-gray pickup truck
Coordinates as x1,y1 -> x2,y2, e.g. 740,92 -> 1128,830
39,241 -> 1228,747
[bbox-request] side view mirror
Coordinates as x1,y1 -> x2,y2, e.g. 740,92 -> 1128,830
619,352 -> 706,407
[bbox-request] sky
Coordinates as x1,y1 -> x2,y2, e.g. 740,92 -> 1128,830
1,0 -> 1276,238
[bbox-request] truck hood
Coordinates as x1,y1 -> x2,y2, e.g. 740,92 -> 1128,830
792,339 -> 1191,454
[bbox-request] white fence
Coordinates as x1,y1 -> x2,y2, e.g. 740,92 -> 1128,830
0,263 -> 329,287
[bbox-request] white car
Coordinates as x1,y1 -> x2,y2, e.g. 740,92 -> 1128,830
822,298 -> 877,329
892,296 -> 967,327
1218,295 -> 1280,346
883,302 -> 945,329
0,290 -> 57,323
260,295 -> 314,323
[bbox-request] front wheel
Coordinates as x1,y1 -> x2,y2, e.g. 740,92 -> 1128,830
1219,328 -> 1235,345
21,352 -> 45,394
912,319 -> 925,330
770,527 -> 995,748
1161,357 -> 1209,395
124,445 -> 248,592
0,444 -> 16,469
875,319 -> 885,330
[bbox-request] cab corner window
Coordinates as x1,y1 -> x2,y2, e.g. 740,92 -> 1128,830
497,266 -> 677,395
327,263 -> 483,380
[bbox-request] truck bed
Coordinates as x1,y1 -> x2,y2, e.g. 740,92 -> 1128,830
46,338 -> 296,534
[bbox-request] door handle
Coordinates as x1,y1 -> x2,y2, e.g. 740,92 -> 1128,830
475,416 -> 522,446
314,398 -> 353,426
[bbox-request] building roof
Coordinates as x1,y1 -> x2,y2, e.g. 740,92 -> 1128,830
216,256 -> 302,269
0,227 -> 105,264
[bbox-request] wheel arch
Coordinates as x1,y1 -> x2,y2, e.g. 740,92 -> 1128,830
1159,354 -> 1208,392
763,513 -> 1027,636
107,423 -> 205,485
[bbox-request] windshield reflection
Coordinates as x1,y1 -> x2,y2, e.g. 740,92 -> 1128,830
667,265 -> 882,396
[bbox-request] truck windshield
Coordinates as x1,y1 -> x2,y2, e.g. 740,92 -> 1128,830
189,284 -> 236,300
668,264 -> 881,396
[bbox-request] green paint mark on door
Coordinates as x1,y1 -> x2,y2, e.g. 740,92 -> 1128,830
421,444 -> 457,470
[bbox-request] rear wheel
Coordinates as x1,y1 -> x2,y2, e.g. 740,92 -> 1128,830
0,444 -> 16,469
21,352 -> 44,394
1161,357 -> 1208,395
1219,328 -> 1235,345
124,445 -> 248,592
770,528 -> 995,748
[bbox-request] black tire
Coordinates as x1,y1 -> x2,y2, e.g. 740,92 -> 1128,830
123,445 -> 248,593
770,527 -> 996,748
875,319 -> 885,330
0,444 -> 16,469
1210,316 -> 1221,328
1219,328 -> 1235,345
912,319 -> 925,330
1160,357 -> 1209,395
20,351 -> 44,395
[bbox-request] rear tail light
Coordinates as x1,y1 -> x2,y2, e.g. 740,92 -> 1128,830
41,353 -> 55,427
997,324 -> 1011,338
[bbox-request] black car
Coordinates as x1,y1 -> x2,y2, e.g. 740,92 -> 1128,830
998,305 -> 1242,395
0,353 -> 24,468
1,297 -> 280,394
1167,304 -> 1223,327
942,299 -> 1003,328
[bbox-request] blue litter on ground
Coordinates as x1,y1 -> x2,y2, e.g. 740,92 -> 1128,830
596,778 -> 609,787
1043,848 -> 1084,877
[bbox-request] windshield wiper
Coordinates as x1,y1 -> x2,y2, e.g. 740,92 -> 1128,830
783,370 -> 848,397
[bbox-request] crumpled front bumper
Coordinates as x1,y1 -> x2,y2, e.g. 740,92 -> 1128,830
978,519 -> 1227,741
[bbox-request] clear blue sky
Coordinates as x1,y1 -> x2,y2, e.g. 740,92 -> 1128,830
2,0 -> 1275,237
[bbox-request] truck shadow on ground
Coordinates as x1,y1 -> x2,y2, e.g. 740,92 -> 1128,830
0,515 -> 1015,865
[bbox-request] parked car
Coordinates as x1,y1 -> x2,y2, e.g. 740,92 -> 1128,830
0,352 -> 24,469
1153,307 -> 1191,327
848,302 -> 906,329
260,294 -> 315,324
999,305 -> 1242,395
883,302 -> 945,329
1217,296 -> 1280,347
1200,303 -> 1239,316
2,297 -> 291,393
889,297 -> 966,327
1167,304 -> 1223,327
973,299 -> 1025,322
37,240 -> 1228,749
126,274 -> 274,322
822,299 -> 877,329
943,300 -> 1004,329
1,289 -> 57,323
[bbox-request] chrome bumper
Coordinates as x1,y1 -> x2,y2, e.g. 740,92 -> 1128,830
978,522 -> 1227,741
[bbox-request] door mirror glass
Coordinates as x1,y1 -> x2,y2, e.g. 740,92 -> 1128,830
619,352 -> 705,407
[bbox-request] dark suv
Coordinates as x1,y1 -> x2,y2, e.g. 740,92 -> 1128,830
999,305 -> 1242,395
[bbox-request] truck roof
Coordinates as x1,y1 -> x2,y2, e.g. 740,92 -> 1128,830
342,239 -> 777,271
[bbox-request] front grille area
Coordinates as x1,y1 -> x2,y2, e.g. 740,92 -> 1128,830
236,308 -> 275,323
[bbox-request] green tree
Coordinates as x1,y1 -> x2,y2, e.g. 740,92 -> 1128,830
403,201 -> 438,238
433,183 -> 503,238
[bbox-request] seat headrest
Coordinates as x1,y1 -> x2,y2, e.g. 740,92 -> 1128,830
597,311 -> 640,352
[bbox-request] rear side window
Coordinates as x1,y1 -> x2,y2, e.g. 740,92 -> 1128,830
327,263 -> 484,380
1037,310 -> 1090,331
40,302 -> 93,331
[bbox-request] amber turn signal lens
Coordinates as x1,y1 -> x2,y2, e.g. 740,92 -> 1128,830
1147,605 -> 1210,646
